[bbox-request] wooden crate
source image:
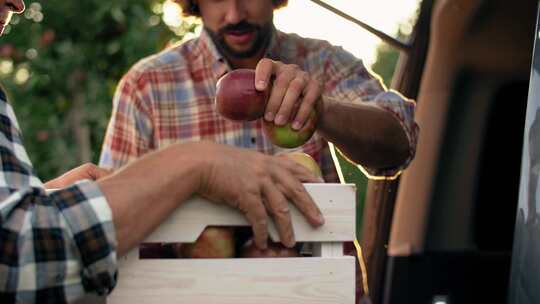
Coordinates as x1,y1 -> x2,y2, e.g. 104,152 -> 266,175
107,183 -> 356,304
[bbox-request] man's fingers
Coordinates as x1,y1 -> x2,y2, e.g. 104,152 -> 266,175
265,68 -> 297,124
275,73 -> 309,127
239,195 -> 270,250
292,80 -> 320,130
92,166 -> 114,180
262,181 -> 295,248
273,167 -> 324,227
255,58 -> 276,91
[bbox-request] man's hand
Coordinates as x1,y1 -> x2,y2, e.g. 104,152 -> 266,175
197,142 -> 325,250
255,58 -> 322,130
44,163 -> 113,189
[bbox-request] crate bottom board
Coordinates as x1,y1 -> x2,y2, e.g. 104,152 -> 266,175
108,256 -> 356,304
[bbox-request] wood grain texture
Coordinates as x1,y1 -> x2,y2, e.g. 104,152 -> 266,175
144,183 -> 356,243
109,257 -> 356,304
106,184 -> 357,303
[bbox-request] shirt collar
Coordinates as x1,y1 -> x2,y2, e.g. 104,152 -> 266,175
197,29 -> 229,80
265,27 -> 281,60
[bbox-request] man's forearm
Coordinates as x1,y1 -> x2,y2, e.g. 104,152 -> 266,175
316,97 -> 410,170
97,142 -> 206,256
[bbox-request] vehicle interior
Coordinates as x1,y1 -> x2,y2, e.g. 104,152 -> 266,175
327,0 -> 538,302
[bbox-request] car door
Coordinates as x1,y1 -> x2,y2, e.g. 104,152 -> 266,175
508,4 -> 540,304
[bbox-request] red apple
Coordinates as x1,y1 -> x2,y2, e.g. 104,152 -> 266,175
240,238 -> 300,258
173,226 -> 236,259
215,69 -> 269,121
139,243 -> 176,259
263,109 -> 318,148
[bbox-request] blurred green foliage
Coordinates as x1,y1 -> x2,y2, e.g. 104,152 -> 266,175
371,28 -> 409,88
0,0 -> 195,180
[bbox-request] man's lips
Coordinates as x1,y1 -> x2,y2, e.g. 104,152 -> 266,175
224,30 -> 255,45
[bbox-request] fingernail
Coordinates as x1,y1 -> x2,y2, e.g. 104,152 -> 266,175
275,114 -> 286,125
288,239 -> 296,248
257,80 -> 266,89
292,121 -> 302,130
317,214 -> 325,225
318,177 -> 325,183
288,231 -> 296,248
265,112 -> 275,121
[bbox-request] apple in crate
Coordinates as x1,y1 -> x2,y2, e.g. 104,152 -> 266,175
215,69 -> 269,121
139,243 -> 176,259
173,226 -> 236,258
240,238 -> 300,258
283,151 -> 323,179
263,109 -> 318,148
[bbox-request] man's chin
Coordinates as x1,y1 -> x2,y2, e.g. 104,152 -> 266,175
221,43 -> 261,59
223,37 -> 256,54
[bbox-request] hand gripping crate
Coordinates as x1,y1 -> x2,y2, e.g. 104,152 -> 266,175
107,183 -> 356,304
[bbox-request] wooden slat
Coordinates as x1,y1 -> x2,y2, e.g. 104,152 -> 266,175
109,257 -> 356,304
145,183 -> 356,243
101,184 -> 357,304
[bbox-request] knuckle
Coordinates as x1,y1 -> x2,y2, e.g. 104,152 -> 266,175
275,74 -> 290,88
272,204 -> 291,217
259,58 -> 272,67
291,184 -> 307,197
288,64 -> 300,71
85,163 -> 97,171
310,79 -> 322,91
254,217 -> 268,228
291,77 -> 306,91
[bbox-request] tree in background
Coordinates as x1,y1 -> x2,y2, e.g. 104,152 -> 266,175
0,0 -> 197,180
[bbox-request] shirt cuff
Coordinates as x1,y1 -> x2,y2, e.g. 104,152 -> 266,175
360,90 -> 419,179
49,180 -> 118,295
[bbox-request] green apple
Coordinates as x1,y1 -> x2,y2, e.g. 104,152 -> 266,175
284,151 -> 323,179
263,109 -> 318,148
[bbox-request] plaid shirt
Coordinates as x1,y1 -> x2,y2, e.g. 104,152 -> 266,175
0,89 -> 118,303
100,28 -> 419,179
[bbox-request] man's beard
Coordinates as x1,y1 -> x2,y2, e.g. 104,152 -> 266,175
205,20 -> 273,60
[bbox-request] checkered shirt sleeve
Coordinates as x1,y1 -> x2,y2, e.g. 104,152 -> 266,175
0,89 -> 118,303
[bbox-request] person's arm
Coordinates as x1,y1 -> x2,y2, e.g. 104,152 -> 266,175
255,47 -> 419,178
98,141 -> 325,255
316,46 -> 419,177
0,92 -> 117,302
316,93 -> 413,170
